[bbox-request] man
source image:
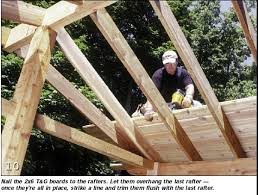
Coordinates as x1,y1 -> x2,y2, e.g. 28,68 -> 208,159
132,50 -> 201,118
152,50 -> 194,107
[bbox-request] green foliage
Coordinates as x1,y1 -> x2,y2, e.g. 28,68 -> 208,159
215,78 -> 256,101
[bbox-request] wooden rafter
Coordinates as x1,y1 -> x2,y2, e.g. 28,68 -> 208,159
56,28 -> 163,161
149,0 -> 246,158
3,24 -> 37,53
232,0 -> 257,64
2,99 -> 154,169
90,8 -> 202,161
1,27 -> 11,46
1,26 -> 56,175
127,158 -> 256,176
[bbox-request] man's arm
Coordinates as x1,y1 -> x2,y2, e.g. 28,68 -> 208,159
182,84 -> 194,108
185,83 -> 194,97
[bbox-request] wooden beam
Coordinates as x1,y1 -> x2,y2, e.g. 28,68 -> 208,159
3,24 -> 37,53
90,9 -> 202,161
232,0 -> 257,64
1,99 -> 154,169
127,158 -> 256,175
42,0 -> 117,30
1,26 -> 56,175
1,0 -> 46,26
56,28 -> 163,161
1,27 -> 11,46
158,158 -> 256,175
149,0 -> 246,158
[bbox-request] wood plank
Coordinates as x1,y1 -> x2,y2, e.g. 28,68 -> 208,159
4,24 -> 37,52
1,27 -> 11,46
128,158 -> 256,176
1,0 -> 46,26
1,99 -> 154,169
232,0 -> 257,64
1,26 -> 56,175
90,8 -> 202,161
82,97 -> 256,162
56,28 -> 162,161
149,0 -> 246,158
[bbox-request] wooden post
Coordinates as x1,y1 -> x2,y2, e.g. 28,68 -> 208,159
1,26 -> 56,175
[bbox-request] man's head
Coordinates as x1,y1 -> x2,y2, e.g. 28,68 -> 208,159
162,50 -> 178,75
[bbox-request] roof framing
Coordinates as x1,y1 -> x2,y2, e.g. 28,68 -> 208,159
1,0 -> 256,175
149,0 -> 246,158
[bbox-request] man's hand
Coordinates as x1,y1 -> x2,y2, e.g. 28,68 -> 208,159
182,95 -> 193,108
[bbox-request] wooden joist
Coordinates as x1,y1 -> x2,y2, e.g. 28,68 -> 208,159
90,8 -> 202,161
3,24 -> 37,53
1,26 -> 56,175
149,0 -> 246,158
232,0 -> 257,64
127,158 -> 256,176
56,28 -> 162,161
1,99 -> 154,169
